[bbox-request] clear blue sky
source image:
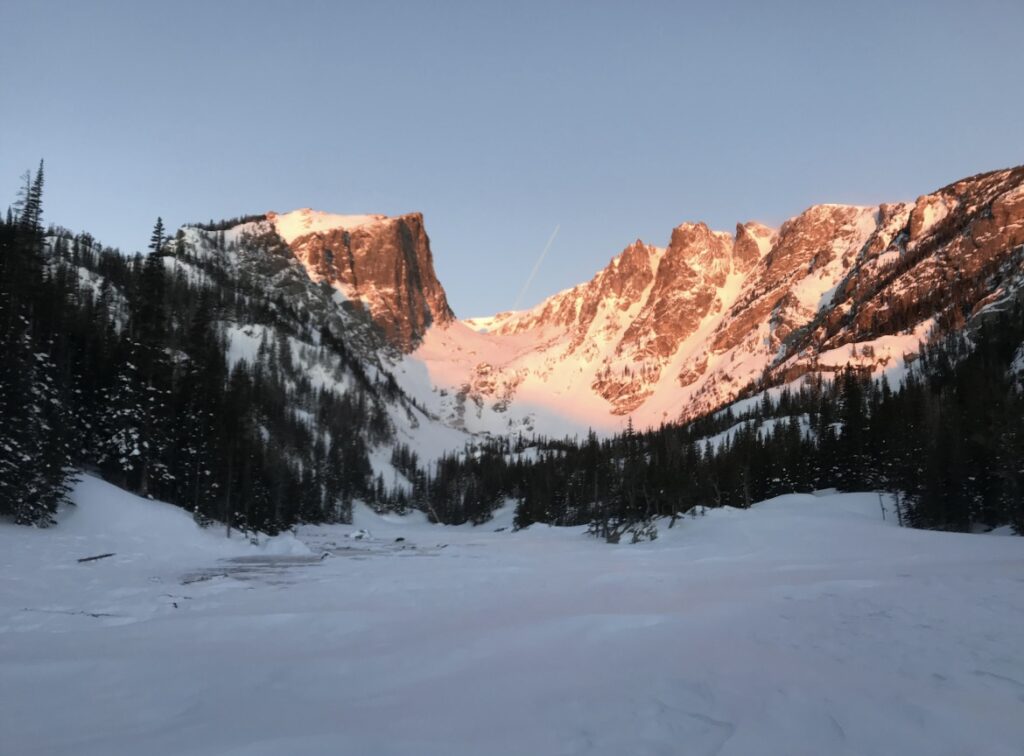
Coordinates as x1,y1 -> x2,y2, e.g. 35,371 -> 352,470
3,0 -> 1023,316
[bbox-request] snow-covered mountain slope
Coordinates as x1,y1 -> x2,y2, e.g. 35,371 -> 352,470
393,166 -> 1024,435
172,219 -> 470,468
4,481 -> 1022,755
178,165 -> 1024,442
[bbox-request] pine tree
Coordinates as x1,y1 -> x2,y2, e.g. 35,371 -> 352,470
25,160 -> 44,235
10,171 -> 31,228
149,217 -> 165,255
12,161 -> 43,237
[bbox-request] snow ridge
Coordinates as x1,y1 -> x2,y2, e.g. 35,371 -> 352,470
269,209 -> 388,244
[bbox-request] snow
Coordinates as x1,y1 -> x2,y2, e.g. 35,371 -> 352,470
3,482 -> 1022,756
713,379 -> 808,421
815,319 -> 934,385
161,255 -> 212,287
367,445 -> 413,494
270,209 -> 388,244
75,266 -> 106,298
874,248 -> 901,268
395,318 -> 605,438
913,195 -> 952,241
752,226 -> 774,256
0,476 -> 307,633
463,313 -> 515,333
223,322 -> 271,368
696,413 -> 812,452
1012,342 -> 1024,378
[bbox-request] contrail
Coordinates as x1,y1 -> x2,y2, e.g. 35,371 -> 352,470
513,224 -> 560,311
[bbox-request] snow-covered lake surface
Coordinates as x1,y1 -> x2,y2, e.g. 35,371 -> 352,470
2,477 -> 1022,756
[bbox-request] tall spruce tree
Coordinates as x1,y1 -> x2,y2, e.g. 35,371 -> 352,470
149,217 -> 165,255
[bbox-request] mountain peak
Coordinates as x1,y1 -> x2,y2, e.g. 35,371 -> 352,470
265,209 -> 452,351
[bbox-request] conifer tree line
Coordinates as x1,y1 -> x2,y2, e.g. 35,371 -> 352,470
0,165 -> 395,531
0,161 -> 74,524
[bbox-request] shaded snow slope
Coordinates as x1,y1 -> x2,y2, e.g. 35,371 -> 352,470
2,487 -> 1022,756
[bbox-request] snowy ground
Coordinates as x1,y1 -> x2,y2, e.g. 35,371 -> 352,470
2,478 -> 1023,756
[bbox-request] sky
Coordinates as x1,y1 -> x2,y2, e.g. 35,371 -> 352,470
3,0 -> 1023,317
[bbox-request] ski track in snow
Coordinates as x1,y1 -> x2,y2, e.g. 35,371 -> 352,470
1,477 -> 1023,756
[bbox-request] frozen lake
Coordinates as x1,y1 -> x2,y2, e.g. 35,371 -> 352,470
2,476 -> 1022,756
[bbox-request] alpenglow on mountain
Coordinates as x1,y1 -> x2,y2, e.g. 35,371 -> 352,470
200,166 -> 1024,441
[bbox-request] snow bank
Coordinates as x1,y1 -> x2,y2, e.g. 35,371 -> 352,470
55,476 -> 307,561
0,475 -> 308,600
0,475 -> 309,642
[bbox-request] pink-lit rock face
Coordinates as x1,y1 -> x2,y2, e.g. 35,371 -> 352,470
733,221 -> 774,274
262,166 -> 1024,436
270,210 -> 453,352
401,165 -> 1024,435
822,166 -> 1024,352
620,223 -> 730,357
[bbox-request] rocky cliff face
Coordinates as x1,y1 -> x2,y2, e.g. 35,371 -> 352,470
474,218 -> 777,415
268,209 -> 453,352
404,165 -> 1024,435
780,167 -> 1024,374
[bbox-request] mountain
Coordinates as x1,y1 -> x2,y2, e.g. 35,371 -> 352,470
0,199 -> 476,529
181,165 -> 1024,441
155,164 -> 1024,446
174,214 -> 469,460
382,166 -> 1024,436
5,162 -> 1022,531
